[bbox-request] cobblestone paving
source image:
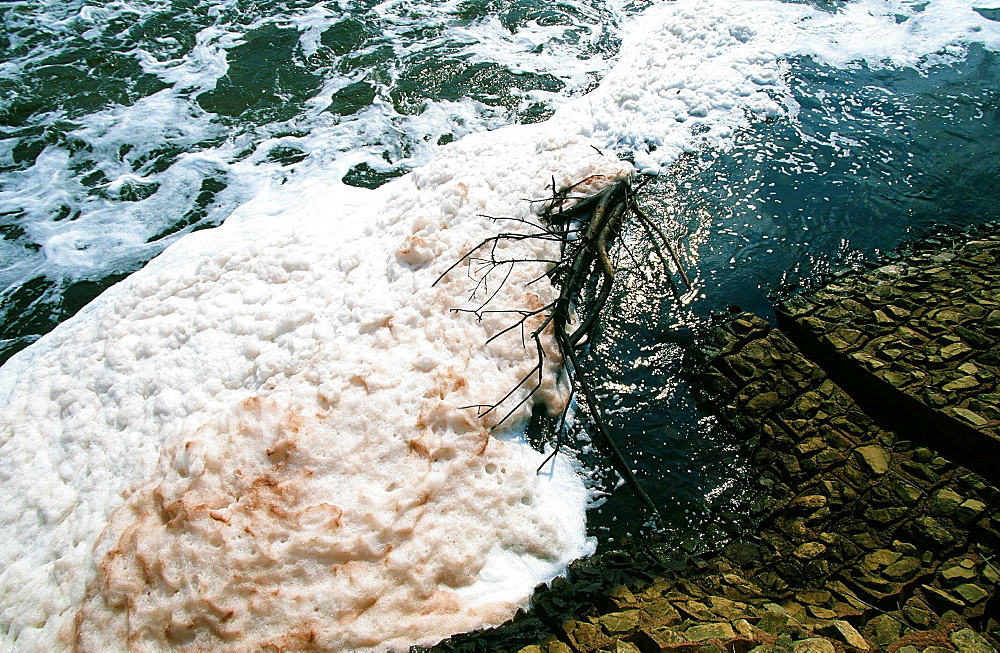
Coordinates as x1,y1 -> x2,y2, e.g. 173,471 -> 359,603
437,232 -> 1000,653
509,314 -> 1000,653
777,232 -> 1000,454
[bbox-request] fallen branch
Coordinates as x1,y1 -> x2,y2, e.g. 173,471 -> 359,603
435,175 -> 691,522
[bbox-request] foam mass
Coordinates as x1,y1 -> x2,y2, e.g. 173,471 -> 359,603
0,126 -> 633,650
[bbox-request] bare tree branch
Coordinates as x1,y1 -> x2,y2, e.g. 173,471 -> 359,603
435,174 -> 691,522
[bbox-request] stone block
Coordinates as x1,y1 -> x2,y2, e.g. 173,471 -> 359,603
951,406 -> 989,427
633,626 -> 687,653
642,599 -> 682,627
678,600 -> 714,621
609,641 -> 641,653
893,479 -> 923,504
565,620 -> 611,652
941,342 -> 973,360
902,598 -> 934,628
790,495 -> 828,512
956,499 -> 987,524
854,445 -> 890,476
949,628 -> 998,653
723,541 -> 766,567
883,556 -> 921,581
810,608 -> 840,623
814,620 -> 870,650
945,375 -> 981,393
793,542 -> 828,560
867,614 -> 902,648
921,585 -> 966,611
757,611 -> 792,634
599,610 -> 641,636
607,584 -> 637,604
863,549 -> 901,570
911,517 -> 955,547
538,637 -> 573,653
942,564 -> 978,586
684,622 -> 736,642
953,583 -> 988,604
791,638 -> 836,653
746,391 -> 782,416
706,596 -> 746,620
796,590 -> 833,606
983,563 -> 1000,585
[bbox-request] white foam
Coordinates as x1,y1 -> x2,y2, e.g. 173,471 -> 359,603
0,129 -> 622,650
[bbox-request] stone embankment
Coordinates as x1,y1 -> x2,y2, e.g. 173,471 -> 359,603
434,230 -> 1000,653
777,232 -> 1000,474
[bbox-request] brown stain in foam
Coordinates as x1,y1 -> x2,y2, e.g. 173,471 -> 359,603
73,398 -> 352,651
74,384 -> 517,652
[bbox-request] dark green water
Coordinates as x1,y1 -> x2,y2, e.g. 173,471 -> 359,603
586,44 -> 1000,548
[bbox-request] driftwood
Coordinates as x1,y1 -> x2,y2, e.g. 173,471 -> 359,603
435,175 -> 691,521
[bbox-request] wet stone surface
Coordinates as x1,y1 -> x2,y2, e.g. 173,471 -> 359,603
434,232 -> 1000,653
671,313 -> 1000,652
777,231 -> 1000,454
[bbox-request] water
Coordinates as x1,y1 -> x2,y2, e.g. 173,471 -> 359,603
587,41 -> 1000,547
1,0 -> 628,362
1,0 -> 1000,631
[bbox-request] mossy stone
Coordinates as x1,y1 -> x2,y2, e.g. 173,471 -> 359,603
941,564 -> 977,586
912,516 -> 955,547
950,628 -> 997,653
953,583 -> 988,604
869,614 -> 902,647
956,499 -> 986,524
684,622 -> 736,642
883,556 -> 921,581
931,488 -> 964,516
855,445 -> 891,475
791,638 -> 836,653
598,610 -> 640,635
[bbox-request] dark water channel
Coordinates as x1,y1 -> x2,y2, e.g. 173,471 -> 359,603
584,46 -> 1000,552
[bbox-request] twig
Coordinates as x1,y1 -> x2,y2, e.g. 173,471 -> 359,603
435,175 -> 692,523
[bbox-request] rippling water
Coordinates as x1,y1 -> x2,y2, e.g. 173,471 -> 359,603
589,40 -> 1000,546
2,0 -> 999,551
0,0 -> 628,362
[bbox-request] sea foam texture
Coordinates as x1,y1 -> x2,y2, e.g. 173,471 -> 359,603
4,0 -> 1000,649
0,128 -> 626,650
